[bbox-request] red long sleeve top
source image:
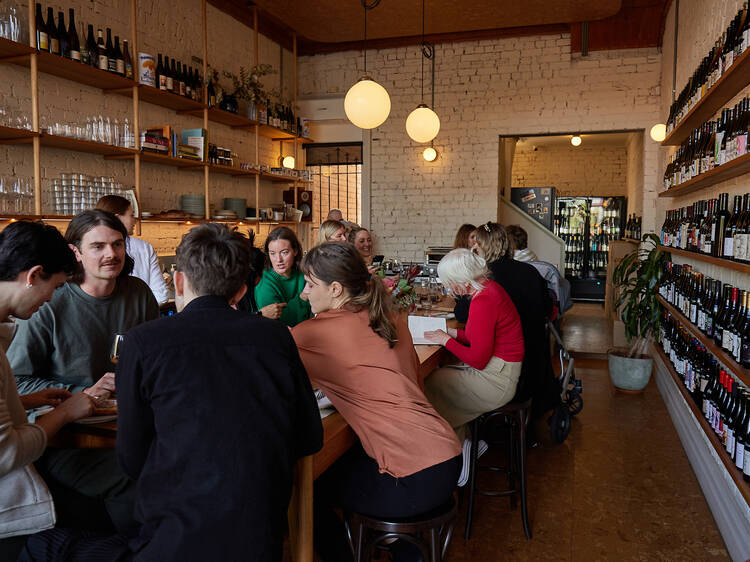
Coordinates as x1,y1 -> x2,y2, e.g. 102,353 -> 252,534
445,280 -> 525,369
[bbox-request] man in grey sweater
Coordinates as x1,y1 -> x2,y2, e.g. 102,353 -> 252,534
8,209 -> 158,534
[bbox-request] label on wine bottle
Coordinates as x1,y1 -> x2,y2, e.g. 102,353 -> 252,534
98,55 -> 108,71
116,59 -> 124,74
125,62 -> 133,80
37,31 -> 49,51
738,134 -> 748,157
166,76 -> 173,91
70,49 -> 80,61
50,38 -> 60,55
736,440 -> 745,470
744,446 -> 750,476
727,428 -> 734,455
159,75 -> 167,90
724,236 -> 734,257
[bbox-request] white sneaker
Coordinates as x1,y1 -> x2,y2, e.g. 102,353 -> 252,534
457,438 -> 488,487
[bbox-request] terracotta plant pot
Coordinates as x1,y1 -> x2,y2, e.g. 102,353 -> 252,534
607,348 -> 653,392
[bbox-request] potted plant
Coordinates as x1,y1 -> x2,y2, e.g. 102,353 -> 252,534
610,233 -> 670,392
223,64 -> 275,119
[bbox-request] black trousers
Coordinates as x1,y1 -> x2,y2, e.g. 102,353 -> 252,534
313,445 -> 461,562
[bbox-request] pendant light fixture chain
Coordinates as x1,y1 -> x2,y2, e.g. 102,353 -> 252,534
419,0 -> 433,104
361,0 -> 381,75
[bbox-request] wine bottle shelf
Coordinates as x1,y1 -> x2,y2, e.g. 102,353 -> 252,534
663,47 -> 750,147
0,125 -> 37,144
657,295 -> 750,388
656,244 -> 750,275
128,84 -> 207,113
651,342 -> 750,505
1,40 -> 138,91
620,238 -> 641,244
659,152 -> 750,199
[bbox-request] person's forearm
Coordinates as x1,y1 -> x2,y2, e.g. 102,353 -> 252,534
34,408 -> 75,441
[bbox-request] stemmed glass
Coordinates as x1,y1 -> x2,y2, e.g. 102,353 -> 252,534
110,334 -> 124,365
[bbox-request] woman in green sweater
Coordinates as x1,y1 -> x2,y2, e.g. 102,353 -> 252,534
254,226 -> 312,327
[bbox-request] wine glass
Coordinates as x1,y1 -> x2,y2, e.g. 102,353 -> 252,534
110,334 -> 124,365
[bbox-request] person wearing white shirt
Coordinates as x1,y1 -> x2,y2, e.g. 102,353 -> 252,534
95,196 -> 169,304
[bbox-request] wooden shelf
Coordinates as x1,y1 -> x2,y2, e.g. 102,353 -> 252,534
3,45 -> 137,91
272,135 -> 315,144
260,171 -> 307,183
40,134 -> 137,157
659,152 -> 750,198
651,343 -> 750,505
180,107 -> 258,129
620,238 -> 641,244
663,48 -> 750,147
0,125 -> 37,144
657,244 -> 750,275
0,38 -> 33,60
130,85 -> 207,113
207,163 -> 258,177
657,295 -> 750,388
120,151 -> 203,169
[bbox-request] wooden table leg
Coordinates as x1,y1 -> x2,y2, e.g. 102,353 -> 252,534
288,454 -> 314,562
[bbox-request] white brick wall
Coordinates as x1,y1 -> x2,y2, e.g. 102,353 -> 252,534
299,35 -> 662,260
0,0 -> 301,252
626,131 -> 644,217
512,144 -> 627,197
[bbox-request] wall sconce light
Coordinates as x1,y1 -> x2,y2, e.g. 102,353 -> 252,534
423,146 -> 438,161
570,135 -> 582,147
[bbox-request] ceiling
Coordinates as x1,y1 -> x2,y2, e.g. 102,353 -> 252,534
516,132 -> 636,150
210,0 -> 673,55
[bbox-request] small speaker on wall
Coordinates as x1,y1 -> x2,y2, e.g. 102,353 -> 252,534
283,189 -> 313,222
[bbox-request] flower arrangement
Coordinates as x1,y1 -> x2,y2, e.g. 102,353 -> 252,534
379,264 -> 422,310
207,64 -> 276,106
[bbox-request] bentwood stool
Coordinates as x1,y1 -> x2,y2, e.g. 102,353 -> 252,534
345,496 -> 458,562
464,398 -> 533,540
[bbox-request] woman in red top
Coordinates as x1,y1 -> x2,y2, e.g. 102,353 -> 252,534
292,242 -> 461,562
424,248 -> 524,446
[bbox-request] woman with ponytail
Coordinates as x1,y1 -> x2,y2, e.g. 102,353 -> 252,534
292,242 -> 461,562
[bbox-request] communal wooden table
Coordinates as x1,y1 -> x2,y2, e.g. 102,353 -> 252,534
50,311 -> 456,562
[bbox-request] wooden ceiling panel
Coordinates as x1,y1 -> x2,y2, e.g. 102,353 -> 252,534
246,0 -> 622,43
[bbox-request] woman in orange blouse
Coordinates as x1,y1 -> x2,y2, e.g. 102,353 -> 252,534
292,242 -> 461,562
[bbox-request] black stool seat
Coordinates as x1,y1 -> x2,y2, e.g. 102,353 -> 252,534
465,398 -> 533,541
348,496 -> 458,561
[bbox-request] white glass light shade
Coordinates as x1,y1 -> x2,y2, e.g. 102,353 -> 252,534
406,104 -> 440,143
650,123 -> 666,142
282,156 -> 295,169
423,147 -> 438,161
570,135 -> 582,147
344,78 -> 391,129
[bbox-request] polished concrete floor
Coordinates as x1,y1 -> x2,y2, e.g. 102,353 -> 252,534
444,304 -> 728,561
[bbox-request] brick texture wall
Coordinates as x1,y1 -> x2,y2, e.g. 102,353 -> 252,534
512,144 -> 627,198
0,0 -> 300,253
659,0 -> 750,287
626,131 -> 644,217
299,35 -> 662,261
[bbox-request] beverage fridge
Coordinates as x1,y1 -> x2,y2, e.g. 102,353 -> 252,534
554,196 -> 627,301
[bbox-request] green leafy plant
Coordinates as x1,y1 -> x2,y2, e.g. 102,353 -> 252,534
612,233 -> 670,357
223,64 -> 276,103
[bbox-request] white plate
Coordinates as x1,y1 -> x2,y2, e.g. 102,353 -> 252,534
73,415 -> 117,425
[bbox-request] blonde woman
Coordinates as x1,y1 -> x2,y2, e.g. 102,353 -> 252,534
316,220 -> 348,245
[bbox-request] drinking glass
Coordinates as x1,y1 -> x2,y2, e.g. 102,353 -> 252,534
110,334 -> 124,364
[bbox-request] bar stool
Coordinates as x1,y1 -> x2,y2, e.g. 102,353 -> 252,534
464,398 -> 533,540
346,496 -> 458,562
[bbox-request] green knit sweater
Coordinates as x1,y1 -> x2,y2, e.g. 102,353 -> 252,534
254,269 -> 312,327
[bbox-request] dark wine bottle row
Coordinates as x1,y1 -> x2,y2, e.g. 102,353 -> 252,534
155,54 -> 203,102
663,96 -> 750,191
666,4 -> 750,134
660,310 -> 750,481
34,2 -> 133,80
659,260 -> 750,367
660,192 -> 750,263
625,214 -> 642,239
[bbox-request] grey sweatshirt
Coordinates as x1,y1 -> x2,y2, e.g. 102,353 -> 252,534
9,277 -> 159,394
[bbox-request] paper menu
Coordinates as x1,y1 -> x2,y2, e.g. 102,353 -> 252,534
408,316 -> 447,345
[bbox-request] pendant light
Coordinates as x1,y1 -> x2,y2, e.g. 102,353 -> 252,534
279,141 -> 295,169
344,0 -> 391,129
650,123 -> 666,142
406,0 -> 440,143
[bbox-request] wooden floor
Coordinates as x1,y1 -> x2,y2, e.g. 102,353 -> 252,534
443,304 -> 728,561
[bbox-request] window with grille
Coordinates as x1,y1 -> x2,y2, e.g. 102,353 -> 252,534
303,143 -> 362,226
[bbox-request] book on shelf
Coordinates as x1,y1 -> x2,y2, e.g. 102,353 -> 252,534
181,128 -> 207,162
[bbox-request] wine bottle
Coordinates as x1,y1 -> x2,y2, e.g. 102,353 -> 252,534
735,391 -> 748,471
47,8 -> 59,56
114,36 -> 124,76
68,9 -> 80,62
156,54 -> 165,90
123,40 -> 132,80
170,58 -> 177,94
185,67 -> 192,99
165,56 -> 173,92
106,29 -> 116,73
56,11 -> 69,58
35,4 -> 49,52
87,25 -> 98,68
208,77 -> 216,107
97,29 -> 107,71
177,61 -> 185,96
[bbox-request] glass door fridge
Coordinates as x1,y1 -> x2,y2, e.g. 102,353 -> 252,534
554,196 -> 626,301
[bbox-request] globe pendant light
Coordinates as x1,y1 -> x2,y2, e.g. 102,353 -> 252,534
344,1 -> 391,130
406,0 -> 439,143
650,123 -> 667,142
423,145 -> 438,162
